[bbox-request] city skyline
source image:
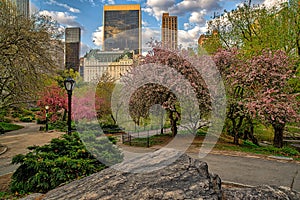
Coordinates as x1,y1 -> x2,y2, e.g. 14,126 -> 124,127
30,0 -> 284,56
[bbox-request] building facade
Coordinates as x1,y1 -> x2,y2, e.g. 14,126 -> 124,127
161,13 -> 178,50
103,4 -> 141,55
65,27 -> 81,72
10,0 -> 29,18
83,49 -> 133,82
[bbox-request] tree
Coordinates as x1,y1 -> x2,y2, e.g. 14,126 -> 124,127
214,48 -> 258,145
218,49 -> 299,148
36,84 -> 67,122
72,86 -> 104,121
207,1 -> 300,57
0,0 -> 63,109
95,72 -> 117,125
119,43 -> 214,137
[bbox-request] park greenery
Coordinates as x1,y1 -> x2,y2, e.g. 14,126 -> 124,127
0,0 -> 63,110
10,132 -> 122,194
0,0 -> 300,196
203,0 -> 300,148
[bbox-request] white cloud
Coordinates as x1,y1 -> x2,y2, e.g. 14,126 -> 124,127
142,20 -> 150,27
178,25 -> 206,49
46,0 -> 80,13
189,10 -> 207,26
142,27 -> 161,55
184,23 -> 190,30
81,42 -> 91,57
144,0 -> 176,20
92,26 -> 103,48
39,10 -> 84,29
144,0 -> 221,21
101,0 -> 116,4
262,0 -> 287,8
79,0 -> 96,7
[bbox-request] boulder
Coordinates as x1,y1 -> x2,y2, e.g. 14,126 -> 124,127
21,148 -> 300,200
33,149 -> 222,200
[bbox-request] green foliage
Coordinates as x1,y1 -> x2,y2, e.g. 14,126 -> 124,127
10,133 -> 108,194
216,142 -> 300,158
196,127 -> 208,136
243,140 -> 259,148
48,121 -> 68,132
79,130 -> 123,166
20,116 -> 34,122
0,0 -> 62,109
0,122 -> 23,133
107,136 -> 118,144
101,124 -> 124,134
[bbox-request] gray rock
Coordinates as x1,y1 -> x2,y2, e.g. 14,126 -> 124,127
20,148 -> 300,200
40,148 -> 222,200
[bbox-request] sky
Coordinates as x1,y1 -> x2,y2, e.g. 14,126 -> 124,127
30,0 -> 281,56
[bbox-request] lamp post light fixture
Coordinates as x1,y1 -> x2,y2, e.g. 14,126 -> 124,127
45,105 -> 49,132
64,77 -> 76,135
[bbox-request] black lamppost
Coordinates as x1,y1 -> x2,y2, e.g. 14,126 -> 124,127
64,77 -> 75,135
45,105 -> 49,132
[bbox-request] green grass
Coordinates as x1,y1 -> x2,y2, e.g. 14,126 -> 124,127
253,123 -> 274,142
0,122 -> 23,133
214,140 -> 300,160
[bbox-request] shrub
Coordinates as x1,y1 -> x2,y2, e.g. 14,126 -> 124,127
20,116 -> 33,122
0,122 -> 23,133
10,132 -> 121,194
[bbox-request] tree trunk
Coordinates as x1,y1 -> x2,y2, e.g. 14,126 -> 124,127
272,123 -> 285,148
244,116 -> 259,146
169,111 -> 178,137
231,119 -> 239,145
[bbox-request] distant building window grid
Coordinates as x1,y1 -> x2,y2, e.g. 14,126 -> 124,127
162,13 -> 178,50
103,5 -> 141,54
65,27 -> 81,71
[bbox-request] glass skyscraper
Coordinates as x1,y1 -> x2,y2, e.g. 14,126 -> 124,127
65,27 -> 81,72
103,4 -> 141,55
10,0 -> 29,18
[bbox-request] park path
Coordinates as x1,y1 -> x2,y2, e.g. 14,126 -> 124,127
0,122 -> 64,177
0,123 -> 299,192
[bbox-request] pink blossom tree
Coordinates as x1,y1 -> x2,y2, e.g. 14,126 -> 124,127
118,42 -> 225,137
37,84 -> 67,122
213,48 -> 258,145
72,88 -> 104,121
216,49 -> 299,147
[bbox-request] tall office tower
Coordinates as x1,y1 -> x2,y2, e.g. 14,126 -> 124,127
65,27 -> 81,71
161,13 -> 178,50
103,4 -> 141,55
10,0 -> 29,18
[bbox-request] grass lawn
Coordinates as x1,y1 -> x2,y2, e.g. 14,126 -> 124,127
123,132 -> 300,161
0,122 -> 23,133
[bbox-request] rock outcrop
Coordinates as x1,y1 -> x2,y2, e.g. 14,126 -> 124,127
21,148 -> 300,200
38,148 -> 222,200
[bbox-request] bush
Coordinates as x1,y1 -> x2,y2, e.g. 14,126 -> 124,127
100,124 -> 124,134
20,116 -> 33,122
10,132 -> 116,194
48,121 -> 68,132
0,122 -> 23,133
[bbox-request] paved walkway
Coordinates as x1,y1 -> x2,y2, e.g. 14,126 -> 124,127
0,123 -> 299,192
0,123 -> 64,177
